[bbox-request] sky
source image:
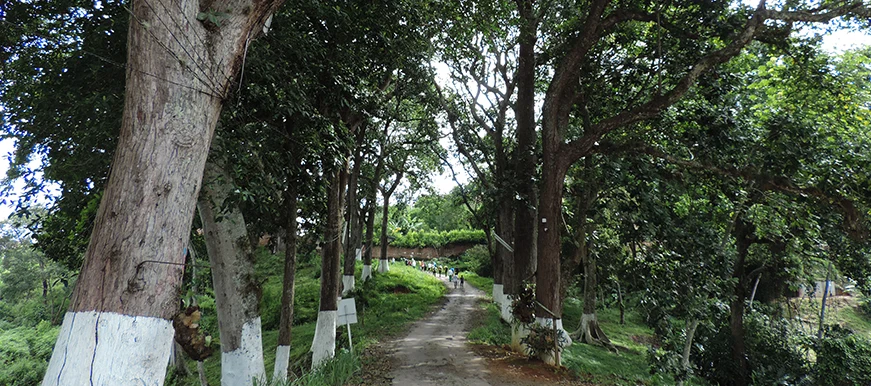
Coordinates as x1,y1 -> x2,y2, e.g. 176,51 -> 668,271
2,18 -> 870,221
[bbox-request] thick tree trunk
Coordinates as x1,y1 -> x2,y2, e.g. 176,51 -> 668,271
198,157 -> 266,385
274,185 -> 299,382
41,1 -> 279,383
361,200 -> 376,282
312,167 -> 344,368
510,0 -> 539,305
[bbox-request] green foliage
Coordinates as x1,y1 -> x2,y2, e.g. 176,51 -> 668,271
511,281 -> 536,325
0,321 -> 59,386
520,323 -> 569,359
438,244 -> 491,277
560,299 -> 686,385
859,297 -> 871,318
383,229 -> 486,249
814,326 -> 871,386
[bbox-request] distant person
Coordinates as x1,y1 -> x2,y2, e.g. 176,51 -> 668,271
453,274 -> 459,288
460,275 -> 464,287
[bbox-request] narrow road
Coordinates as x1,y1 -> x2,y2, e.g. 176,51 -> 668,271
388,275 -> 492,385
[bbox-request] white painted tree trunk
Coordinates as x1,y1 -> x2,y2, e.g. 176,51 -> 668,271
273,345 -> 291,381
361,265 -> 372,282
510,323 -> 529,353
534,317 -> 572,365
312,168 -> 344,369
311,310 -> 338,369
493,284 -> 504,305
198,157 -> 266,385
220,318 -> 266,386
43,311 -> 174,385
378,259 -> 390,273
342,275 -> 356,296
500,295 -> 514,323
40,0 -> 281,382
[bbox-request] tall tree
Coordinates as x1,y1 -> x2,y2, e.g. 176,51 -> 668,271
39,0 -> 281,382
197,150 -> 266,385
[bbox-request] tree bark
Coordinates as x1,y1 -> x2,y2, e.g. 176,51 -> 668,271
510,0 -> 538,303
312,166 -> 345,368
274,184 -> 299,382
343,129 -> 365,295
197,156 -> 265,385
362,197 -> 376,282
379,192 -> 391,273
378,173 -> 402,273
730,220 -> 753,386
41,1 -> 280,383
495,202 -> 514,321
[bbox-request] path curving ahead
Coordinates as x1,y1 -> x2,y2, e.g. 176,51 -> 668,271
388,275 -> 492,385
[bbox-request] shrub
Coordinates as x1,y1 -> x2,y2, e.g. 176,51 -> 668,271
0,321 -> 59,386
380,229 -> 486,248
813,325 -> 871,386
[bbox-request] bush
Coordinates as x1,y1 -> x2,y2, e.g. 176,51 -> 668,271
813,325 -> 871,386
692,310 -> 809,385
859,297 -> 871,317
450,245 -> 491,277
380,229 -> 486,249
0,321 -> 59,386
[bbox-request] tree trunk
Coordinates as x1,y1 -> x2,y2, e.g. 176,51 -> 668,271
510,0 -> 538,303
274,184 -> 299,382
730,220 -> 752,386
312,167 -> 344,368
378,192 -> 392,273
616,278 -> 625,325
41,1 -> 280,383
197,361 -> 209,386
495,202 -> 514,322
171,342 -> 191,378
198,157 -> 265,385
572,247 -> 614,351
343,132 -> 365,295
378,174 -> 402,273
361,199 -> 376,282
682,319 -> 700,369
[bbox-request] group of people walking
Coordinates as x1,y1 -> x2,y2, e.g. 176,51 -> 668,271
403,258 -> 464,288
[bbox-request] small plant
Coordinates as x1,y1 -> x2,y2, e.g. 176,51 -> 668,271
520,323 -> 570,359
511,281 -> 536,325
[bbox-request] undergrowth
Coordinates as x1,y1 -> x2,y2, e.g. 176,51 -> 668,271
170,258 -> 446,386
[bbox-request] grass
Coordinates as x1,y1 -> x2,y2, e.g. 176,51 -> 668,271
560,298 -> 673,385
467,302 -> 511,346
788,296 -> 871,340
171,261 -> 447,386
462,272 -> 493,297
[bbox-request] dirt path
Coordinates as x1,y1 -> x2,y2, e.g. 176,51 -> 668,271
387,275 -> 493,385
